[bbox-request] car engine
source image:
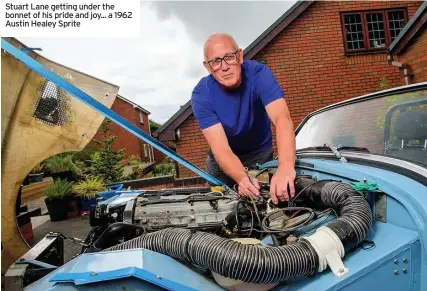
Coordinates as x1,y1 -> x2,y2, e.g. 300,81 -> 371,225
80,170 -> 373,289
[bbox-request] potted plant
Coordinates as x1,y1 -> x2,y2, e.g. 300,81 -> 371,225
44,179 -> 73,222
73,176 -> 106,214
66,192 -> 82,218
28,163 -> 45,183
45,154 -> 77,182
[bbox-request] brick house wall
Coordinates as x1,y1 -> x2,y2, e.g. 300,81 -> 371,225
394,24 -> 427,83
153,147 -> 166,163
176,115 -> 211,178
256,0 -> 421,156
91,97 -> 153,161
170,1 -> 423,178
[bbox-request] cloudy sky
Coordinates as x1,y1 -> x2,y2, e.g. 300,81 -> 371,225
19,1 -> 296,124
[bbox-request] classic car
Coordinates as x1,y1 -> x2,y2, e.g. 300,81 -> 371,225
4,81 -> 425,291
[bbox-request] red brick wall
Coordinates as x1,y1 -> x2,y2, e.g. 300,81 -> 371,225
174,1 -> 422,178
176,115 -> 210,177
153,148 -> 165,163
91,98 -> 152,160
257,0 -> 421,155
395,24 -> 427,83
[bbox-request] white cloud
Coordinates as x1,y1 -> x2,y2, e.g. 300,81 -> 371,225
18,2 -> 204,124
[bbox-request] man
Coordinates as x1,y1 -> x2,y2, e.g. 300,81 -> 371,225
191,33 -> 296,204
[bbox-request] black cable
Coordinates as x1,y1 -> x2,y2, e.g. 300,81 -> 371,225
251,198 -> 262,228
245,205 -> 254,237
234,200 -> 242,233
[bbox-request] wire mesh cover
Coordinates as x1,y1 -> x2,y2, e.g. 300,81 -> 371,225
33,79 -> 71,126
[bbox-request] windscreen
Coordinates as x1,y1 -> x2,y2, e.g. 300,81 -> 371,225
295,88 -> 427,166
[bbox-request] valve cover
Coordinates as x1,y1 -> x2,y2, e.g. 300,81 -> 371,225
133,192 -> 237,230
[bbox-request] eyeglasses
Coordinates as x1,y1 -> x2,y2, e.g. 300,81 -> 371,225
206,50 -> 239,71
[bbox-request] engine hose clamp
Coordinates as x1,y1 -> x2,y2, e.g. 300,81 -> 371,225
303,226 -> 349,277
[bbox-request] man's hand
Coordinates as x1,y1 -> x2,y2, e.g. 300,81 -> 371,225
237,176 -> 260,198
269,167 -> 296,204
264,98 -> 296,204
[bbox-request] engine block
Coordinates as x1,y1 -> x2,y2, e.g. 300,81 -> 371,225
133,195 -> 238,230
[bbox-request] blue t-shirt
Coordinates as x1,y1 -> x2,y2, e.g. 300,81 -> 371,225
191,60 -> 284,156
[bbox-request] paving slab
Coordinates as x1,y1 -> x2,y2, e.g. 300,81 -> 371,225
31,215 -> 50,229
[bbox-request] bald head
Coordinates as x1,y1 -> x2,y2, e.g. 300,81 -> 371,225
202,32 -> 244,89
203,33 -> 239,61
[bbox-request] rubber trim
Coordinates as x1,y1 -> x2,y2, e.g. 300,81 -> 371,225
296,153 -> 427,187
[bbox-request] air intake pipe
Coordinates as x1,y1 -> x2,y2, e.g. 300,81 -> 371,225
104,178 -> 372,283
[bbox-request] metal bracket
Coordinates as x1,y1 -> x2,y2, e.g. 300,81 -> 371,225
15,258 -> 57,269
5,233 -> 64,290
324,143 -> 347,163
47,231 -> 89,247
21,47 -> 42,54
123,199 -> 135,224
375,191 -> 387,223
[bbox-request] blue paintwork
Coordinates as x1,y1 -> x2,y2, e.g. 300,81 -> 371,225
24,249 -> 223,291
96,184 -> 124,201
275,223 -> 420,291
98,191 -> 145,207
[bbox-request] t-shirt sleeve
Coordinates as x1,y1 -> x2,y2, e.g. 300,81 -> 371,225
191,83 -> 220,130
254,62 -> 284,107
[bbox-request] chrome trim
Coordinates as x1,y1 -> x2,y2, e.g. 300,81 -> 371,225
296,151 -> 427,178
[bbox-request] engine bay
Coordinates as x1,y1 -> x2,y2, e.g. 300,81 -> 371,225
76,169 -> 373,289
84,173 -> 338,251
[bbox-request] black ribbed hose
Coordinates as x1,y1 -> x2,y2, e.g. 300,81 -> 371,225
106,227 -> 318,283
103,178 -> 372,283
294,178 -> 372,250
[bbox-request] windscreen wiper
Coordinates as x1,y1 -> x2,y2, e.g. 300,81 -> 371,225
296,144 -> 369,163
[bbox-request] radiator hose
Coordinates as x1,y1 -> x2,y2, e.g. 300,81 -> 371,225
104,178 -> 372,283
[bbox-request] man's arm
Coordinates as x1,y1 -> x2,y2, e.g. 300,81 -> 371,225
191,82 -> 259,196
253,62 -> 296,204
202,124 -> 260,196
265,98 -> 296,203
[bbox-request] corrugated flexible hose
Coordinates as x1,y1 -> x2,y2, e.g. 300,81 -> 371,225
104,178 -> 372,283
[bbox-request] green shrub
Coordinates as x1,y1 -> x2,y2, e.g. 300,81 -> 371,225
127,154 -> 141,165
72,146 -> 99,166
45,154 -> 77,174
149,120 -> 161,133
73,176 -> 106,200
44,179 -> 73,200
90,120 -> 125,184
153,162 -> 175,176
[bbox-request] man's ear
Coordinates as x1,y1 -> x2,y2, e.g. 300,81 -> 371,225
238,49 -> 243,64
203,61 -> 212,74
